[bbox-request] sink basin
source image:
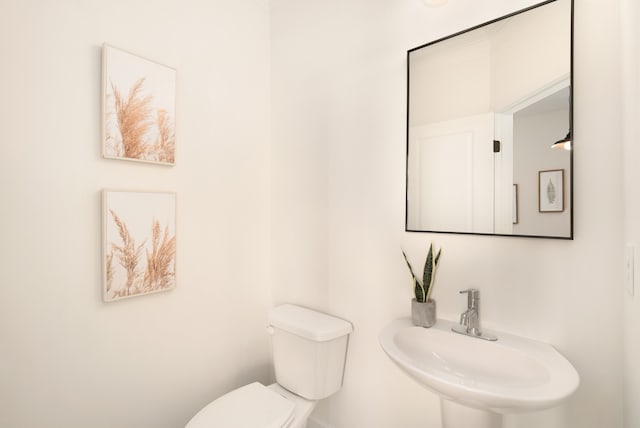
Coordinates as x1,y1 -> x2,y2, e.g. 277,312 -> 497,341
379,319 -> 579,415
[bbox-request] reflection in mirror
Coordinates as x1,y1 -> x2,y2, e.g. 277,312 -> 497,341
406,0 -> 573,239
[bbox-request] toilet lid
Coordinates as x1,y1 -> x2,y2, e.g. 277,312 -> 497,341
185,382 -> 295,428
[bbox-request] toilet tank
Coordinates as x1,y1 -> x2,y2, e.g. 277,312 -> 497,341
268,304 -> 353,400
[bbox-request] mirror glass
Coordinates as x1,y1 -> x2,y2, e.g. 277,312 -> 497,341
406,0 -> 573,239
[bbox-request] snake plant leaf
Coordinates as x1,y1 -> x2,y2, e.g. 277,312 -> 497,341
403,249 -> 427,302
424,244 -> 442,302
422,243 -> 435,301
425,261 -> 437,302
413,277 -> 425,303
402,249 -> 419,283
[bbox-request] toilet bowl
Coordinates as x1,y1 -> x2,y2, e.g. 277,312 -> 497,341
185,304 -> 353,428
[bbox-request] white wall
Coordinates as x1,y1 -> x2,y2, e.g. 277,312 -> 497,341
271,1 -> 624,427
269,0 -> 331,310
0,1 -> 272,427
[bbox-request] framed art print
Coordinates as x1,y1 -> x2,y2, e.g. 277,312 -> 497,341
102,44 -> 176,165
539,169 -> 564,212
102,190 -> 176,302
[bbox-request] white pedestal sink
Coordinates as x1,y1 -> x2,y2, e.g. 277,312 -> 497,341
379,319 -> 579,428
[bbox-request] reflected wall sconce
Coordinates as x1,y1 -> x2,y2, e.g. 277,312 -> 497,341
551,132 -> 572,151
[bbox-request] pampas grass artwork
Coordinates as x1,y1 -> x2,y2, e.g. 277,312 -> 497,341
103,44 -> 176,165
103,190 -> 176,302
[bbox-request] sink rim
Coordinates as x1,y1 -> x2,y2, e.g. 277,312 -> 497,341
379,318 -> 580,413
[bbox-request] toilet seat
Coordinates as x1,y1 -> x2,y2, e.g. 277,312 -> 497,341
185,382 -> 295,428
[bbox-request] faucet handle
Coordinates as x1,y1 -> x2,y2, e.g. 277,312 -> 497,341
459,289 -> 479,308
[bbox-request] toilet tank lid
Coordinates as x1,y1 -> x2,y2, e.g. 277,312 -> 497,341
269,304 -> 353,342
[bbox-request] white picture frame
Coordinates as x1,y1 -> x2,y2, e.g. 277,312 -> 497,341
102,44 -> 176,165
538,169 -> 564,212
102,190 -> 176,302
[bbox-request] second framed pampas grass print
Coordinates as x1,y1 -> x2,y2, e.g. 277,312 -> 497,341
103,190 -> 176,302
102,44 -> 176,165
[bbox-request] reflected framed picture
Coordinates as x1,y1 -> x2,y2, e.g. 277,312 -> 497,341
102,190 -> 176,302
538,169 -> 564,212
102,44 -> 176,165
513,184 -> 519,224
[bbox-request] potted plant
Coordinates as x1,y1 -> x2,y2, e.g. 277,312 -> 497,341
402,242 -> 442,327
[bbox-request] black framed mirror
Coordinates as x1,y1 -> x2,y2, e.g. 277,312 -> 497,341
406,0 -> 573,239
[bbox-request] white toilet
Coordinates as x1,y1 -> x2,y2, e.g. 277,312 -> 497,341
185,304 -> 353,428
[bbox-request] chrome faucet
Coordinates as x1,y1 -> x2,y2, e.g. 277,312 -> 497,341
452,289 -> 497,341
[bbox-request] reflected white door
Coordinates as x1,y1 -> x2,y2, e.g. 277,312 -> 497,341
408,114 -> 494,233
